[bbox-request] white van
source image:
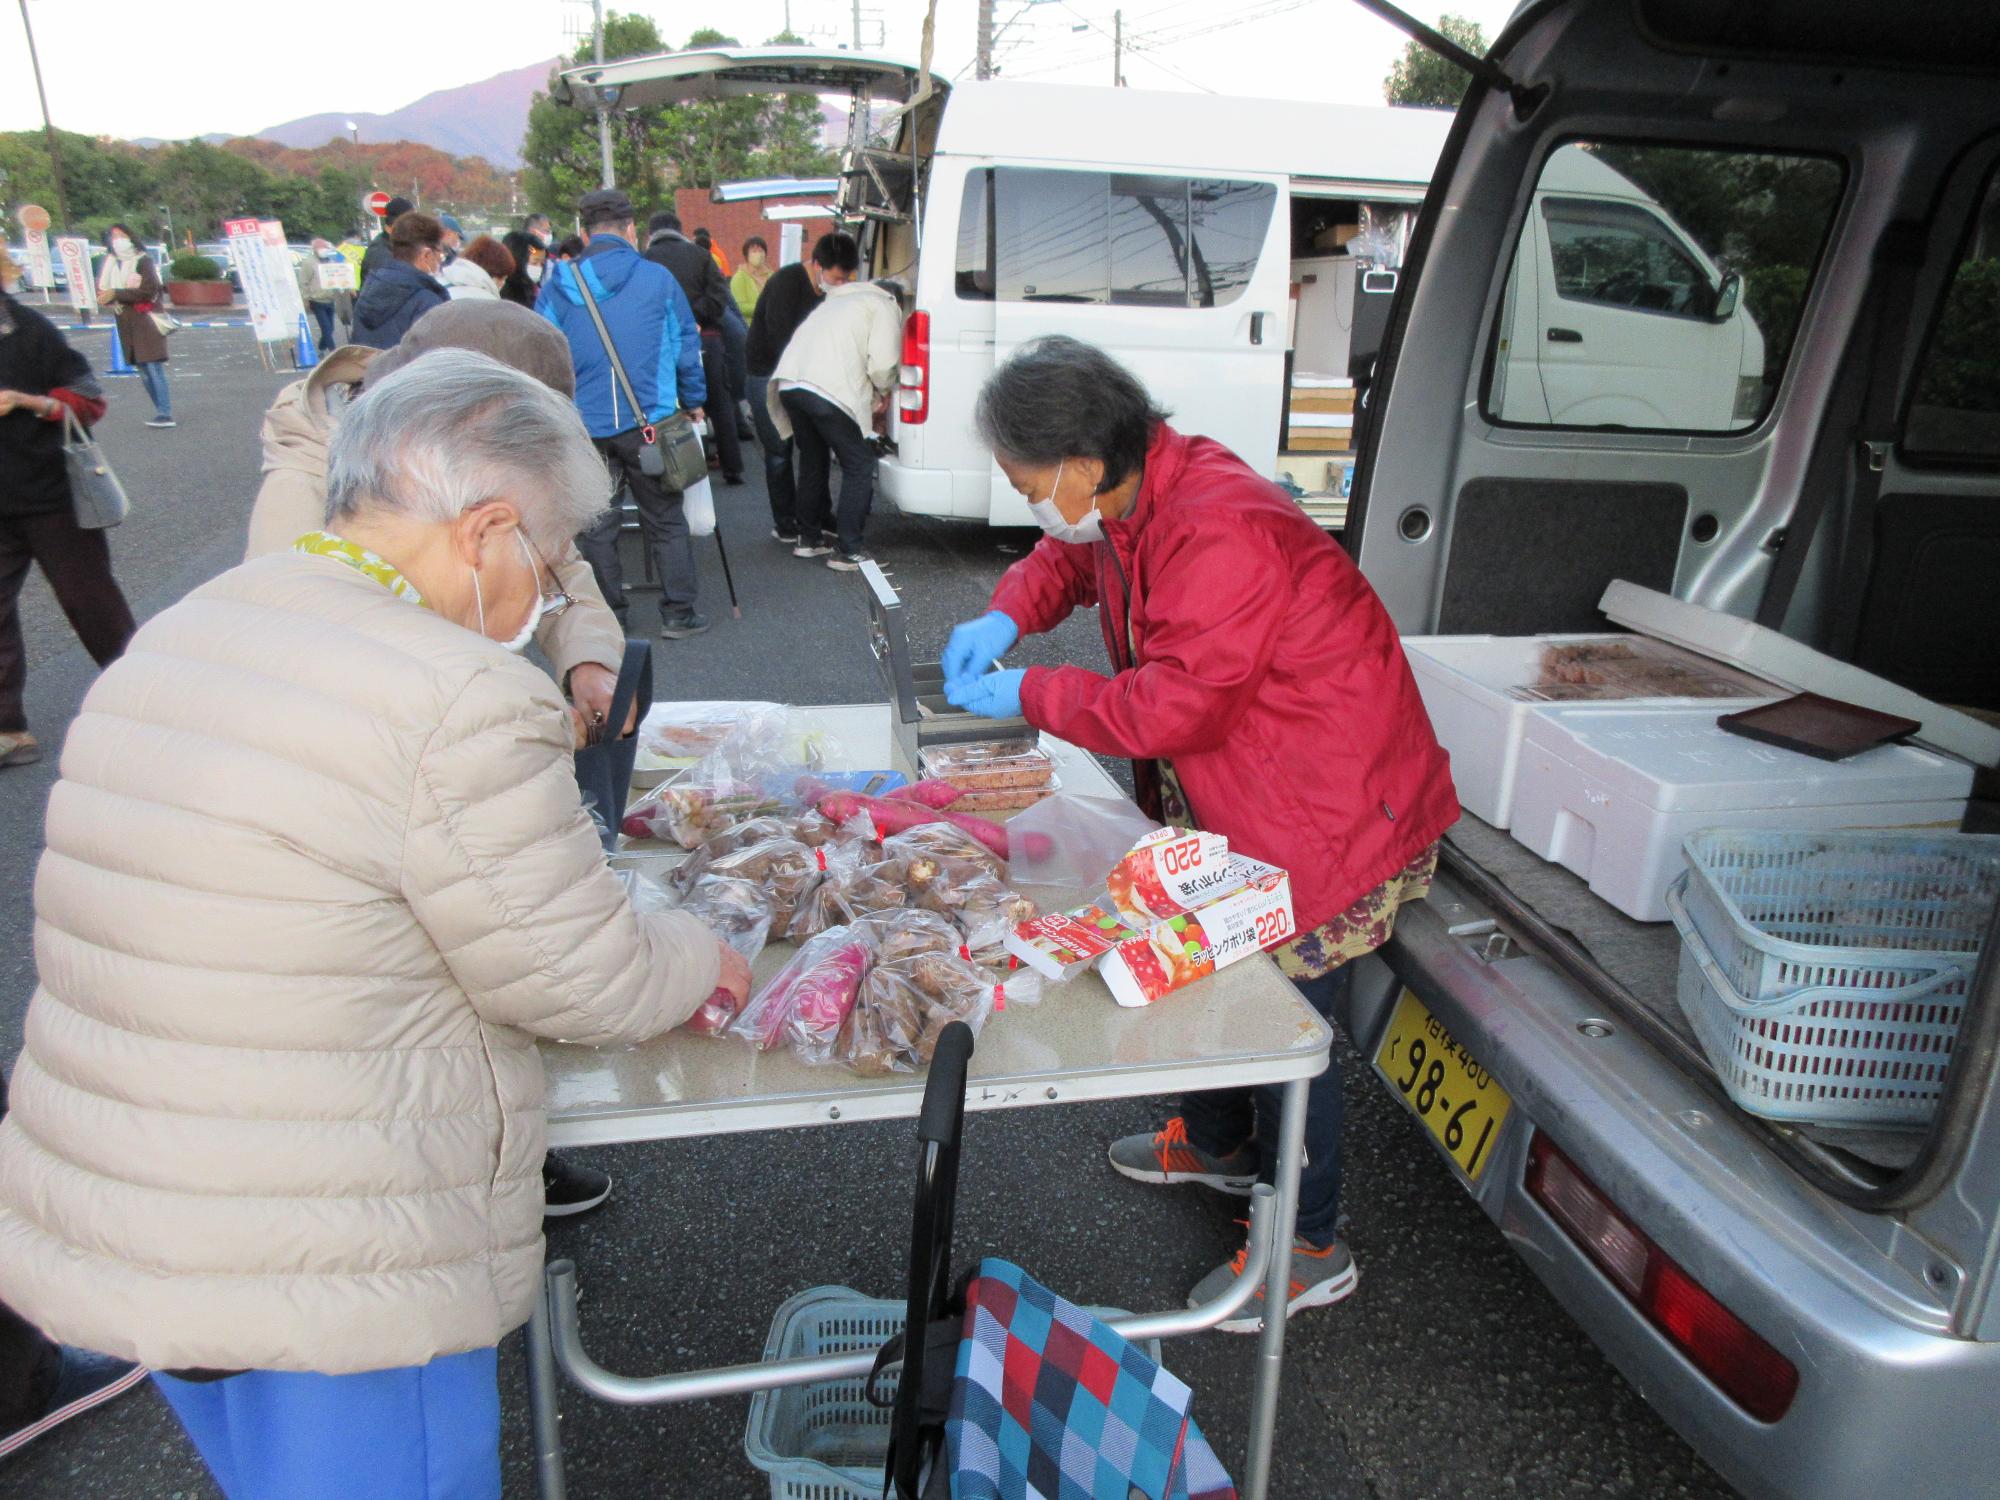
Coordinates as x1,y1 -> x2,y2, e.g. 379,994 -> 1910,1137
556,49 -> 1761,521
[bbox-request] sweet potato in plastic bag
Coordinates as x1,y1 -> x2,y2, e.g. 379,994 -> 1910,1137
730,924 -> 875,1059
689,835 -> 825,930
788,845 -> 910,941
854,909 -> 964,965
884,820 -> 1008,886
836,949 -> 997,1075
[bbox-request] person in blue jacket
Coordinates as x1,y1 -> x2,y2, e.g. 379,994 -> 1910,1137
537,188 -> 711,639
348,212 -> 449,350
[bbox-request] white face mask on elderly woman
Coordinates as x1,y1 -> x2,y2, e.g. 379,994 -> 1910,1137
471,533 -> 546,652
1027,459 -> 1106,545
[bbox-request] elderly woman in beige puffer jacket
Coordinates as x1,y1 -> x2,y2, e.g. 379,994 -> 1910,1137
0,348 -> 750,1500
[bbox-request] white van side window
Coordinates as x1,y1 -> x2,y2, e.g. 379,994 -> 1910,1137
1483,141 -> 1844,434
954,166 -> 1275,308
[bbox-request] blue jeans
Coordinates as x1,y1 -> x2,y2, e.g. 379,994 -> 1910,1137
309,301 -> 336,351
136,359 -> 170,419
1181,964 -> 1351,1246
153,1347 -> 499,1500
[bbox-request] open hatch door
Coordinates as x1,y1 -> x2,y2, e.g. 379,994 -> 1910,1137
552,45 -> 949,226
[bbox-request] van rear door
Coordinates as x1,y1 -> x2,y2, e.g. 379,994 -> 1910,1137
986,167 -> 1290,522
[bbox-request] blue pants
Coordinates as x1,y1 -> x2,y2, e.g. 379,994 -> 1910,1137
152,1347 -> 499,1500
1182,965 -> 1351,1246
136,359 -> 170,419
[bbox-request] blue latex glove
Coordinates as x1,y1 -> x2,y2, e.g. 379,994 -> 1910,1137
942,611 -> 1019,692
947,667 -> 1026,720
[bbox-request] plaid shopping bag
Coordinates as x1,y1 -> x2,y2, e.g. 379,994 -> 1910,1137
947,1259 -> 1237,1500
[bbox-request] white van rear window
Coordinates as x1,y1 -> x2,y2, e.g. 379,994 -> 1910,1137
954,168 -> 1275,308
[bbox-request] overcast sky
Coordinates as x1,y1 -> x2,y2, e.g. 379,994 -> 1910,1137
5,0 -> 1522,144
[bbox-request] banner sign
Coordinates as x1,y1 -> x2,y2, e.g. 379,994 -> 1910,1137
316,258 -> 357,291
54,237 -> 94,312
18,205 -> 54,288
225,216 -> 301,341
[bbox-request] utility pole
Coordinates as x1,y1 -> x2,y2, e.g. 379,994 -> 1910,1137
16,0 -> 71,231
976,0 -> 995,79
1113,9 -> 1125,86
592,0 -> 613,188
853,0 -> 863,49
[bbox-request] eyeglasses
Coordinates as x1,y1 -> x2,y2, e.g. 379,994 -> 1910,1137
518,531 -> 575,617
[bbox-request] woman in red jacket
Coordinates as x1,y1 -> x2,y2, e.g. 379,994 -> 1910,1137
944,335 -> 1456,1329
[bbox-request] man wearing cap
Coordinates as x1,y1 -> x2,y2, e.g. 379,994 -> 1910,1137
437,213 -> 464,265
359,195 -> 415,287
537,188 -> 712,639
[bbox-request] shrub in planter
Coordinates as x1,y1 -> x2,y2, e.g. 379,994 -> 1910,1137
166,252 -> 232,307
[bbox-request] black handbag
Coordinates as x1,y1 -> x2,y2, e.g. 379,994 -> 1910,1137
570,266 -> 709,492
571,637 -> 653,852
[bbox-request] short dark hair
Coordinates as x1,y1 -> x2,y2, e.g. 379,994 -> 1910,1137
524,212 -> 552,231
389,211 -> 446,260
811,232 -> 860,273
741,234 -> 768,258
385,196 -> 415,222
554,235 -> 586,260
692,228 -> 712,247
647,210 -> 681,236
976,336 -> 1168,493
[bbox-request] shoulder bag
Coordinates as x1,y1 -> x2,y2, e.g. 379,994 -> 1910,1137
572,637 -> 653,852
569,263 -> 708,493
62,406 -> 131,529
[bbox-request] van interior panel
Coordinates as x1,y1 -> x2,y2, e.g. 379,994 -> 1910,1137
1848,493 -> 2000,710
1435,479 -> 1687,635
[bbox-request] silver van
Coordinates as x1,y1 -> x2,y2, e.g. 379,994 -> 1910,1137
1343,3 -> 2000,1497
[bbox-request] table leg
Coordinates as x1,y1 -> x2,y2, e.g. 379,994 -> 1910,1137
526,1267 -> 568,1500
1244,1076 -> 1308,1500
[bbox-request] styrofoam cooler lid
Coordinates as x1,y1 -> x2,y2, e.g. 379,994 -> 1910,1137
1521,705 -> 1974,813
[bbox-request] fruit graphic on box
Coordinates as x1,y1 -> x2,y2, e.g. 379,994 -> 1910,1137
1104,827 -> 1235,923
1004,905 -> 1140,981
1101,859 -> 1295,1007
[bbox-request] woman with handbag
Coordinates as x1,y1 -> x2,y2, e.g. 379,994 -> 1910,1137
96,224 -> 174,428
0,250 -> 137,769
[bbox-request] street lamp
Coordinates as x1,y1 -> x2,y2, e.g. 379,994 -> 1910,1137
160,202 -> 173,249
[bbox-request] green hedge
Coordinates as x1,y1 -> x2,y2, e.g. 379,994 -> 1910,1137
168,252 -> 221,282
1914,257 -> 2000,412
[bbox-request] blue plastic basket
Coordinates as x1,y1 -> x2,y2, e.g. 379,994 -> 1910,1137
1668,829 -> 2000,1127
743,1285 -> 1157,1500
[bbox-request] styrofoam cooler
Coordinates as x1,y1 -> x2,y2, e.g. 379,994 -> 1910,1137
1402,634 -> 1775,828
1510,706 -> 1974,921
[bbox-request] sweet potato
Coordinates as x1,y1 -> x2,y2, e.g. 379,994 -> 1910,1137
888,779 -> 965,809
939,810 -> 1009,861
816,790 -> 947,838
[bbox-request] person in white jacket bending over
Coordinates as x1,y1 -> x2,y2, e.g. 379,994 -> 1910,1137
0,349 -> 750,1500
770,260 -> 903,571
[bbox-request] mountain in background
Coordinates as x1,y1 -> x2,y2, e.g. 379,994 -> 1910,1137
253,58 -> 560,170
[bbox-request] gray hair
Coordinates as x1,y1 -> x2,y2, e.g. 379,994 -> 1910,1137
325,348 -> 610,544
975,335 -> 1169,493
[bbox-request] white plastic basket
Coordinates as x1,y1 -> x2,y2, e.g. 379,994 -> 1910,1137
744,1285 -> 1156,1500
1667,829 -> 2000,1127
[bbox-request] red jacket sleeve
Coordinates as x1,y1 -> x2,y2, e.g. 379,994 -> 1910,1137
1020,518 -> 1287,760
988,535 -> 1100,637
45,388 -> 107,427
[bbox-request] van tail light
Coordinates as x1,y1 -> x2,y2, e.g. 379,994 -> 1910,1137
898,310 -> 930,424
1525,1132 -> 1799,1423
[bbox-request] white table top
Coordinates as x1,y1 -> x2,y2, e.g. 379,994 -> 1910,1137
542,704 -> 1331,1147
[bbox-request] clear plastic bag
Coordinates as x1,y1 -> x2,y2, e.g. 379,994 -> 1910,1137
884,820 -> 1008,885
690,834 -> 825,930
1002,793 -> 1159,911
835,948 -> 998,1075
627,708 -> 844,848
731,924 -> 876,1059
636,701 -> 785,760
856,909 -> 965,965
787,844 -> 912,941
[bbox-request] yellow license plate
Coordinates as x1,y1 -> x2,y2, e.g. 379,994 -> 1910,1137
1373,989 -> 1512,1182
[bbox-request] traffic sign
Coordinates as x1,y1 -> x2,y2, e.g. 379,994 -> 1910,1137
18,204 -> 50,232
365,191 -> 392,218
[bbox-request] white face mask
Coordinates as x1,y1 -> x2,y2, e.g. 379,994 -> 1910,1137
111,235 -> 133,255
471,534 -> 545,652
1027,459 -> 1105,545
526,262 -> 542,284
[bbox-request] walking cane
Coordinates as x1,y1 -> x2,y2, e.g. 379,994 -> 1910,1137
714,530 -> 742,618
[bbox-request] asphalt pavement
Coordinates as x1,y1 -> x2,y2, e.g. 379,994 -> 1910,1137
1,325 -> 1737,1499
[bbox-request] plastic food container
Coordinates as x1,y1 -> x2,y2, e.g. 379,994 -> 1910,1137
1403,633 -> 1779,828
918,738 -> 1056,791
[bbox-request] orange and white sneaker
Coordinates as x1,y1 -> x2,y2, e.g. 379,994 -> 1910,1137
1192,1235 -> 1360,1333
1106,1117 -> 1261,1196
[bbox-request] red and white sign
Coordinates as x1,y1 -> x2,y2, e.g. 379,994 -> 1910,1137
366,191 -> 392,218
53,236 -> 94,313
225,216 -> 301,342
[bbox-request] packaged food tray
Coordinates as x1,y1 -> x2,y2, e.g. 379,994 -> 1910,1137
1667,829 -> 2000,1128
919,737 -> 1055,791
745,1285 -> 1154,1500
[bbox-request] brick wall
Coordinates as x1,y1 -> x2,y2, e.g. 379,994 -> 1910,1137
671,188 -> 836,267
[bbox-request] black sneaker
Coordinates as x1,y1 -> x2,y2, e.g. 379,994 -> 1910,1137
722,473 -> 746,487
0,1346 -> 146,1459
659,610 -> 711,639
542,1152 -> 613,1218
827,550 -> 872,572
